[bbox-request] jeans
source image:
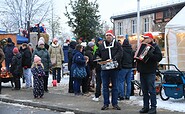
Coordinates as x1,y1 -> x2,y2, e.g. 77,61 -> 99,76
118,68 -> 132,98
101,70 -> 119,106
73,78 -> 82,94
52,68 -> 61,83
140,73 -> 156,108
23,68 -> 32,87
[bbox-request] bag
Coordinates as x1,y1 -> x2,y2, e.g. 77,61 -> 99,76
73,67 -> 87,78
51,57 -> 57,66
101,61 -> 118,70
163,70 -> 183,84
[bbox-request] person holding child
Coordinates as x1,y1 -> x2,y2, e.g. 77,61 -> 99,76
31,55 -> 45,99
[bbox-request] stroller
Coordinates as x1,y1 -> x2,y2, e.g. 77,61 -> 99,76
159,64 -> 185,101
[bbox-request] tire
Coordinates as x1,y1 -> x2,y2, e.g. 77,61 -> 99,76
159,86 -> 170,101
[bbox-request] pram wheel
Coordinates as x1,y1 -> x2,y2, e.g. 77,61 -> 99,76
159,86 -> 169,101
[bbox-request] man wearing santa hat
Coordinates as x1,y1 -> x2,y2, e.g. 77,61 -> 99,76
97,30 -> 123,110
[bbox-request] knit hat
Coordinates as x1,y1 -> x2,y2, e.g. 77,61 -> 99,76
88,42 -> 95,47
53,37 -> 58,42
105,30 -> 114,37
98,37 -> 103,42
34,55 -> 41,63
143,33 -> 154,39
38,40 -> 44,46
39,37 -> 45,42
7,38 -> 12,43
13,47 -> 19,54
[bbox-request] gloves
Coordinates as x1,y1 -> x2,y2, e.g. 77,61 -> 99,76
62,60 -> 64,64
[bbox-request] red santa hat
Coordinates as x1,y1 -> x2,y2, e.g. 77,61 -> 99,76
105,30 -> 114,37
143,33 -> 154,39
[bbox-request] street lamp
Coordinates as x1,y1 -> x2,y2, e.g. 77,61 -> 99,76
137,0 -> 140,48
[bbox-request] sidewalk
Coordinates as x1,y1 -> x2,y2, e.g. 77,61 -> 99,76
0,77 -> 184,114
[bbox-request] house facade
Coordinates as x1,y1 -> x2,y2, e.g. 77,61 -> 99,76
111,1 -> 185,51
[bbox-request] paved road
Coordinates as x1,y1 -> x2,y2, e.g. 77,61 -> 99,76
0,101 -> 74,114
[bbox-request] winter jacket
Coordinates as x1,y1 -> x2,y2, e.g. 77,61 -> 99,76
84,45 -> 94,70
97,39 -> 123,70
136,42 -> 162,73
10,53 -> 22,77
68,41 -> 77,70
32,47 -> 52,72
3,43 -> 15,63
121,44 -> 134,69
21,47 -> 32,68
48,43 -> 64,68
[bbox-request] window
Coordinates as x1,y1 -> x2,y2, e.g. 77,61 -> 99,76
144,18 -> 149,32
117,22 -> 123,35
131,20 -> 137,34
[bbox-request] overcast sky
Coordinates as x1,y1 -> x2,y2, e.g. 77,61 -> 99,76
52,0 -> 179,32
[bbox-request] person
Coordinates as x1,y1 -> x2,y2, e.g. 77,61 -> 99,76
3,38 -> 15,71
92,37 -> 103,101
10,47 -> 22,90
36,37 -> 49,50
83,41 -> 95,93
48,37 -> 64,83
31,55 -> 45,99
32,40 -> 52,92
118,39 -> 134,100
136,33 -> 162,114
97,30 -> 123,110
0,46 -> 5,94
68,41 -> 77,93
21,43 -> 32,88
71,44 -> 88,95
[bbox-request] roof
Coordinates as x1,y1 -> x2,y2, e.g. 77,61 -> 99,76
165,6 -> 185,29
111,1 -> 185,20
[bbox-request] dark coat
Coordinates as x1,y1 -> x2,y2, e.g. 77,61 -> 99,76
84,46 -> 94,70
32,47 -> 52,72
68,41 -> 77,70
136,42 -> 162,73
97,39 -> 123,70
10,53 -> 22,77
21,47 -> 32,68
121,44 -> 134,69
3,43 -> 15,63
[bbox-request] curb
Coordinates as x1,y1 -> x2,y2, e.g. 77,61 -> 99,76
0,97 -> 94,114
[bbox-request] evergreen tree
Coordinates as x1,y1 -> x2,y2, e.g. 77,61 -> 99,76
64,0 -> 102,41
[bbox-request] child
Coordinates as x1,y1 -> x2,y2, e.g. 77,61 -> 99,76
10,47 -> 22,90
31,55 -> 45,98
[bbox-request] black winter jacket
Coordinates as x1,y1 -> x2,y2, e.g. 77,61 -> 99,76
98,39 -> 123,70
21,47 -> 32,68
10,53 -> 22,77
121,44 -> 134,69
136,42 -> 162,73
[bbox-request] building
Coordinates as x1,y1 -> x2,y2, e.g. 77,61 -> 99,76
110,1 -> 185,52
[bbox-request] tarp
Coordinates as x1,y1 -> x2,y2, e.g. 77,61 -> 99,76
16,35 -> 28,44
165,6 -> 185,71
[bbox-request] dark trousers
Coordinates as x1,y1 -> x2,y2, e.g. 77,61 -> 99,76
95,70 -> 102,98
43,71 -> 49,91
13,77 -> 21,89
52,68 -> 61,83
68,73 -> 74,93
82,75 -> 89,93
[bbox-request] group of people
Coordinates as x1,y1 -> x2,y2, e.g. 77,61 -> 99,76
67,30 -> 162,114
0,37 -> 64,99
0,30 -> 162,114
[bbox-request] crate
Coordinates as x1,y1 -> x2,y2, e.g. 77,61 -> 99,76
163,84 -> 184,99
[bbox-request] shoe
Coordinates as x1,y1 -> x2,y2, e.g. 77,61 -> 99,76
125,97 -> 130,100
68,90 -> 74,93
92,97 -> 99,102
45,89 -> 49,92
118,97 -> 124,100
139,107 -> 149,113
88,88 -> 94,92
113,105 -> 121,110
101,105 -> 109,110
148,107 -> 156,114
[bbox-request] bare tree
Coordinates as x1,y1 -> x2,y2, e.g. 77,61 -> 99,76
0,0 -> 51,33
